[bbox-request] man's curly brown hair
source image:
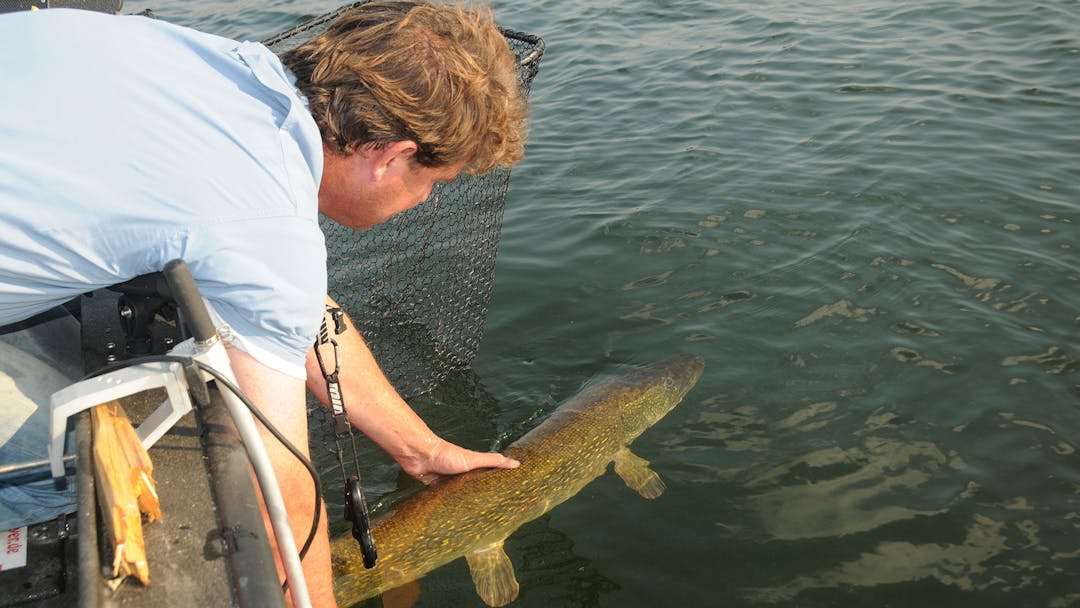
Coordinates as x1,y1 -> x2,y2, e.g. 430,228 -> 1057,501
281,1 -> 528,174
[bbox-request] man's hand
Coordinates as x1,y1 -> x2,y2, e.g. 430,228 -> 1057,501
306,296 -> 517,485
405,437 -> 519,484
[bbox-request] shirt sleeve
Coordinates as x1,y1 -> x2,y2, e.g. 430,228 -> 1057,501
188,215 -> 327,379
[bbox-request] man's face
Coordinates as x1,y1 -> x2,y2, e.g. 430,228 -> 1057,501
319,142 -> 463,231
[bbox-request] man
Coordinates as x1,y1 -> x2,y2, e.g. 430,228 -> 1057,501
0,2 -> 526,605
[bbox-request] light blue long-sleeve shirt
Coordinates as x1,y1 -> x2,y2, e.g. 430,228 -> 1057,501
0,8 -> 327,379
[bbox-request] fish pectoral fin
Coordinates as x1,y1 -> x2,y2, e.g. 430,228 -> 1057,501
614,447 -> 666,499
465,541 -> 520,607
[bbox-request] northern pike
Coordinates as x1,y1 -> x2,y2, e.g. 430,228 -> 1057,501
331,353 -> 705,606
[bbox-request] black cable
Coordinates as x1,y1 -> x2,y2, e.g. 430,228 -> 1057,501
83,355 -> 323,565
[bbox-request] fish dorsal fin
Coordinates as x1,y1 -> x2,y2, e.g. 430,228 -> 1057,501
614,447 -> 666,499
465,541 -> 520,607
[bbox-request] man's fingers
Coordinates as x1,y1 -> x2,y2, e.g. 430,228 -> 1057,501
416,452 -> 516,485
470,452 -> 519,470
492,454 -> 520,469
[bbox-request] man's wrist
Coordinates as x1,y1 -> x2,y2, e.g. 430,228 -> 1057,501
395,434 -> 441,478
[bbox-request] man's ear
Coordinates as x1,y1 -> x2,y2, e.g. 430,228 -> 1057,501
371,140 -> 419,181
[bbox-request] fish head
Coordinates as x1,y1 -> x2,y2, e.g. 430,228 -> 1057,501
616,353 -> 704,441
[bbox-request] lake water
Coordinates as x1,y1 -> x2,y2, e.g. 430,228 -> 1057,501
124,0 -> 1080,606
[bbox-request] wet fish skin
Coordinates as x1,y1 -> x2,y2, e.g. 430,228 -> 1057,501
332,353 -> 705,606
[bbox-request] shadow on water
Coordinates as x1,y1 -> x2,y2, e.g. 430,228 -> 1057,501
666,370 -> 1080,606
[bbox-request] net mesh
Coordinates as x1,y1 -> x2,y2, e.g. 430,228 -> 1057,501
264,2 -> 544,399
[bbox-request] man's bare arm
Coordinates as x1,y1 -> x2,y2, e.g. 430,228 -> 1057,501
306,295 -> 518,479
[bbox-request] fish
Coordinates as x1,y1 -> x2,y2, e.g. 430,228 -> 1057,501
331,353 -> 705,606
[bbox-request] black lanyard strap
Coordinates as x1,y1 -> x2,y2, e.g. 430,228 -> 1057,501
314,305 -> 377,569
